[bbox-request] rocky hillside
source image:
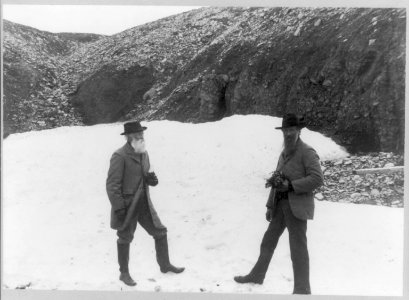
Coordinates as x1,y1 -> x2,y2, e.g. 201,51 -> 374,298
317,152 -> 404,208
3,7 -> 406,153
3,20 -> 103,134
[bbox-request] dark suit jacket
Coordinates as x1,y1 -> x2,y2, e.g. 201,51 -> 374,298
266,139 -> 324,220
106,142 -> 165,230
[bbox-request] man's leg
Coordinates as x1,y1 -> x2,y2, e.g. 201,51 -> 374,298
116,217 -> 138,286
234,204 -> 286,284
137,199 -> 184,274
153,234 -> 185,273
282,199 -> 310,294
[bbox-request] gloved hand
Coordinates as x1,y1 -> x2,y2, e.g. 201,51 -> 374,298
145,172 -> 159,186
276,179 -> 289,192
265,171 -> 287,188
265,208 -> 273,222
276,179 -> 294,192
115,207 -> 127,222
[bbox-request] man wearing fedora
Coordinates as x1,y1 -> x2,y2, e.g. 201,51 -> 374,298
106,120 -> 184,286
234,113 -> 323,295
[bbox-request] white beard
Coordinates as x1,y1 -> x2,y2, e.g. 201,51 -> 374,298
131,140 -> 146,153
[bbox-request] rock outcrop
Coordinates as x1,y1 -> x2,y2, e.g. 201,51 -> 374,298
317,152 -> 404,207
71,64 -> 155,124
3,7 -> 405,154
2,20 -> 103,136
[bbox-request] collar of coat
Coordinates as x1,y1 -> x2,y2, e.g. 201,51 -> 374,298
123,142 -> 143,163
280,138 -> 304,163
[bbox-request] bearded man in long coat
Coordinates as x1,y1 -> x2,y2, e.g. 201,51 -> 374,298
106,121 -> 184,286
234,113 -> 324,295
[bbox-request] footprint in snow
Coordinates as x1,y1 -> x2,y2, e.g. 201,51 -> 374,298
205,243 -> 225,250
282,274 -> 292,282
16,282 -> 31,289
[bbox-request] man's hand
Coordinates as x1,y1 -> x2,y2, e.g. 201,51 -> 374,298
276,179 -> 289,192
145,172 -> 159,186
115,207 -> 127,222
265,208 -> 273,222
265,171 -> 286,189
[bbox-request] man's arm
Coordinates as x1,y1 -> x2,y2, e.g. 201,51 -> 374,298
143,152 -> 159,186
266,187 -> 276,208
265,157 -> 282,212
106,152 -> 126,211
291,148 -> 324,193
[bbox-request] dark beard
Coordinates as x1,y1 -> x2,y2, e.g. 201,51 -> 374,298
284,139 -> 297,155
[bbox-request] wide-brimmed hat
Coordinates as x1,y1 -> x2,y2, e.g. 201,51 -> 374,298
120,121 -> 147,135
275,113 -> 306,129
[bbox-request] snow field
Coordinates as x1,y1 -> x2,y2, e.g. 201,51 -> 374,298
2,115 -> 403,295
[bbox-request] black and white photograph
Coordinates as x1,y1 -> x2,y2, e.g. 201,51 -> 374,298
1,0 -> 407,298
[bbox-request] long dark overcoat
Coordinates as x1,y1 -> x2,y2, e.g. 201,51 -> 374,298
266,139 -> 324,220
106,142 -> 165,230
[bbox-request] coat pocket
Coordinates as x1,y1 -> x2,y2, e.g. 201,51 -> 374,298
123,194 -> 134,208
110,209 -> 121,230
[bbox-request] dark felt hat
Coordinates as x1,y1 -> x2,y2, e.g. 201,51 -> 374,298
275,113 -> 306,129
120,121 -> 147,135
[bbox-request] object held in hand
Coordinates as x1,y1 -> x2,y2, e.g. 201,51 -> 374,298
146,172 -> 159,186
265,171 -> 287,188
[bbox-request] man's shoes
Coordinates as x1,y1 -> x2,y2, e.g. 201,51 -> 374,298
293,290 -> 311,295
117,243 -> 136,286
160,264 -> 185,274
233,274 -> 264,284
119,272 -> 137,286
155,235 -> 185,274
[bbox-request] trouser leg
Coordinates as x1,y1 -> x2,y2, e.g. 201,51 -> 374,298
137,197 -> 183,273
234,202 -> 286,284
116,220 -> 138,286
117,215 -> 138,244
117,242 -> 130,273
136,196 -> 167,239
250,205 -> 286,279
282,199 -> 310,294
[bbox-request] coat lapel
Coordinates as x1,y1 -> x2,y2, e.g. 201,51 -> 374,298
270,140 -> 302,210
123,143 -> 142,164
277,152 -> 285,171
123,143 -> 150,177
277,139 -> 303,171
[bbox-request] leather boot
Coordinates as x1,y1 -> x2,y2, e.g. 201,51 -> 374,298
293,289 -> 311,295
155,235 -> 185,274
234,248 -> 273,284
234,274 -> 264,284
117,242 -> 136,286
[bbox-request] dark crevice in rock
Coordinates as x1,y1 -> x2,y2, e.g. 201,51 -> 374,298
70,64 -> 155,125
198,73 -> 229,121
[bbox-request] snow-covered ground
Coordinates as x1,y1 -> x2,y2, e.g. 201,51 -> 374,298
2,115 -> 404,295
